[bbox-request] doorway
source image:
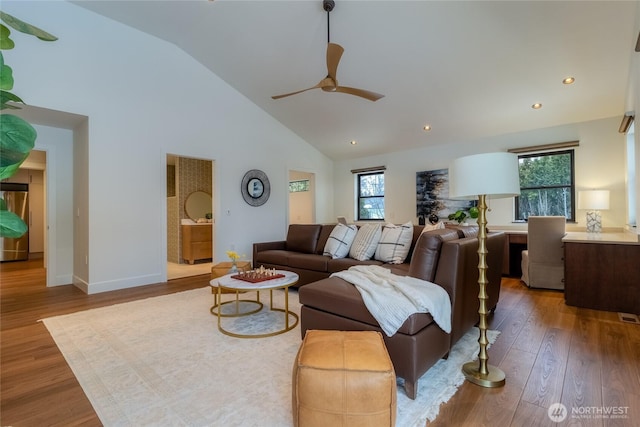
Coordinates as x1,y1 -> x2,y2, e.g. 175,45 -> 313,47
1,150 -> 46,262
166,154 -> 214,280
289,170 -> 315,224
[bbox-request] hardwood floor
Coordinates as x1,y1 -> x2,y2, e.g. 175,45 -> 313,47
0,260 -> 208,426
1,261 -> 638,426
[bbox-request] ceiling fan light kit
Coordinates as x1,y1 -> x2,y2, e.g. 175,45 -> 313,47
272,0 -> 384,102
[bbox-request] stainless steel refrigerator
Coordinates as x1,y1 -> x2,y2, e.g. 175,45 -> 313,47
0,182 -> 29,261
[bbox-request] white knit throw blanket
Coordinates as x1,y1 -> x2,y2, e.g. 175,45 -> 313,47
331,265 -> 452,337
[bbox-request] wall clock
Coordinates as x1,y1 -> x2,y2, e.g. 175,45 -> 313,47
241,169 -> 270,206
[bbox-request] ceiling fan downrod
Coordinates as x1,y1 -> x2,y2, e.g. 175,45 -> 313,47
324,0 -> 335,43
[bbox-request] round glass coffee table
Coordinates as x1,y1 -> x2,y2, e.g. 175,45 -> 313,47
210,270 -> 299,338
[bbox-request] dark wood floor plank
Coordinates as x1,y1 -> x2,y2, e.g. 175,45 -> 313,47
511,400 -> 554,427
458,347 -> 538,426
521,327 -> 571,408
598,321 -> 640,393
560,316 -> 603,416
511,302 -> 553,355
601,386 -> 640,427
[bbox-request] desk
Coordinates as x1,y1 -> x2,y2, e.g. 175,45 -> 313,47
563,232 -> 640,314
502,231 -> 527,277
489,229 -> 528,277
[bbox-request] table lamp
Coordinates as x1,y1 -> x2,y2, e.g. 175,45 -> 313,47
448,152 -> 520,388
578,190 -> 609,233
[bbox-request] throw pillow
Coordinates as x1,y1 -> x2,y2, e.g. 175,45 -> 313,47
349,223 -> 382,261
323,224 -> 358,259
374,222 -> 414,264
421,221 -> 445,233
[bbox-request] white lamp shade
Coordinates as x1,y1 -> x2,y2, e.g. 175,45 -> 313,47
448,152 -> 521,200
578,190 -> 610,210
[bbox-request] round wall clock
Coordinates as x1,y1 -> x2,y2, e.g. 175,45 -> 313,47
241,169 -> 270,206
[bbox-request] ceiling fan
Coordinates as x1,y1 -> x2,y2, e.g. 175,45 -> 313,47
272,0 -> 384,102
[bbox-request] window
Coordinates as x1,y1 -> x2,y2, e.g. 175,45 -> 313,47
289,179 -> 309,193
515,150 -> 575,221
357,171 -> 385,220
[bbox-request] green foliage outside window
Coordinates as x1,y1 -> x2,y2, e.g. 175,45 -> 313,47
358,172 -> 384,220
516,150 -> 575,221
289,180 -> 309,193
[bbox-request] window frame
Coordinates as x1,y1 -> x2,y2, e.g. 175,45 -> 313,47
514,149 -> 576,222
356,171 -> 385,221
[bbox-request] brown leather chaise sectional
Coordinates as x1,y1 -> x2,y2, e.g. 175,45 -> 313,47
253,223 -> 505,399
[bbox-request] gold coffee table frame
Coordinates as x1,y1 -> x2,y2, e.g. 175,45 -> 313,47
212,270 -> 299,339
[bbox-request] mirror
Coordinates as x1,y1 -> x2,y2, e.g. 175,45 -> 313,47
241,169 -> 270,206
185,191 -> 212,221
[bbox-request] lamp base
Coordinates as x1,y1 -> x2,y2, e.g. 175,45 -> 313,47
585,210 -> 602,233
462,362 -> 506,388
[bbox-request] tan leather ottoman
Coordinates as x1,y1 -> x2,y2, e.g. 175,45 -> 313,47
292,330 -> 397,427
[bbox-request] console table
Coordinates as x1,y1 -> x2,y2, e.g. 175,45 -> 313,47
563,232 -> 640,314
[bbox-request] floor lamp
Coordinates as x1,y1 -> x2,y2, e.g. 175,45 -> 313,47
448,152 -> 520,388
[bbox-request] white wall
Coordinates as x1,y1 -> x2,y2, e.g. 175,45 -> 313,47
334,116 -> 628,231
33,124 -> 74,286
4,1 -> 333,293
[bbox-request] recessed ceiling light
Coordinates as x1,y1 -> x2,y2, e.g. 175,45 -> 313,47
562,76 -> 575,85
423,125 -> 432,131
532,103 -> 543,109
350,140 -> 357,145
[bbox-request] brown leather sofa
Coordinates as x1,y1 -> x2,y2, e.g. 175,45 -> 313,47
297,228 -> 505,399
253,223 -> 479,287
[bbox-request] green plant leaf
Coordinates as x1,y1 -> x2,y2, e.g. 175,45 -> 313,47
0,197 -> 6,210
469,206 -> 479,219
0,209 -> 28,238
0,90 -> 24,110
0,62 -> 14,91
0,24 -> 15,50
0,12 -> 57,41
0,114 -> 36,179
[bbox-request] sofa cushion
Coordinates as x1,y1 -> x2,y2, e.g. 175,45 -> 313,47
374,222 -> 414,264
323,224 -> 358,259
407,228 -> 460,282
349,223 -> 382,261
445,224 -> 479,238
327,257 -> 383,274
288,253 -> 329,272
286,224 -> 322,254
299,277 -> 435,335
254,249 -> 291,267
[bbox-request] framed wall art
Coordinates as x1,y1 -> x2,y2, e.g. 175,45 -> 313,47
416,168 -> 476,223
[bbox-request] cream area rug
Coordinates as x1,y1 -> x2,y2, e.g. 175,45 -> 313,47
42,287 -> 499,427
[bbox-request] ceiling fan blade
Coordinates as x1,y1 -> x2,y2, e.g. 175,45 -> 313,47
272,85 -> 320,100
272,77 -> 334,100
326,42 -> 344,81
335,86 -> 385,102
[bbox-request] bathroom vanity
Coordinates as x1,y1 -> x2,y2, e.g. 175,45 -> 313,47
182,223 -> 212,264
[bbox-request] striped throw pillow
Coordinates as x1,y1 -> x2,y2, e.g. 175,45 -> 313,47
323,224 -> 358,259
374,222 -> 414,264
349,223 -> 382,261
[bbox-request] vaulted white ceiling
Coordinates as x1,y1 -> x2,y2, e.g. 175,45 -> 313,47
73,0 -> 640,160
